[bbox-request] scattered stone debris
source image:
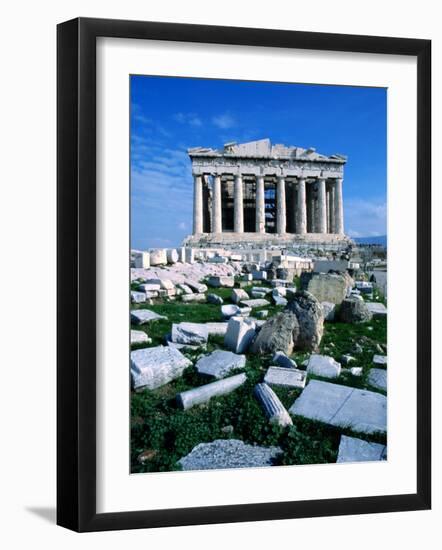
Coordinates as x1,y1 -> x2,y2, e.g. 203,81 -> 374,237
251,311 -> 299,355
320,301 -> 336,321
207,276 -> 235,288
178,439 -> 282,470
231,288 -> 249,304
207,293 -> 224,305
130,309 -> 167,325
366,302 -> 387,319
340,354 -> 356,365
273,350 -> 297,369
286,291 -> 324,351
131,290 -> 147,303
131,345 -> 192,390
337,435 -> 387,463
349,366 -> 363,376
176,373 -> 247,410
221,304 -> 241,318
306,354 -> 341,379
256,310 -> 269,319
195,349 -> 246,379
254,383 -> 293,427
301,272 -> 351,304
239,298 -> 270,309
264,366 -> 306,389
181,293 -> 206,303
290,380 -> 387,434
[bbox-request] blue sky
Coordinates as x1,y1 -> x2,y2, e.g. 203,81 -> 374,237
131,76 -> 386,249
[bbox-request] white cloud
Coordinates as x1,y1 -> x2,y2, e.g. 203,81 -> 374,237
173,112 -> 202,127
344,198 -> 387,238
212,113 -> 236,129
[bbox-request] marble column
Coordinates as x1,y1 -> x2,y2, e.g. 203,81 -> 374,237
255,175 -> 265,233
193,174 -> 203,234
317,177 -> 327,233
296,177 -> 307,234
334,177 -> 344,234
276,176 -> 286,234
234,173 -> 244,233
329,184 -> 335,233
212,174 -> 222,233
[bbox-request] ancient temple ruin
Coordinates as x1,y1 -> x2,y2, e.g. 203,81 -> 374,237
184,139 -> 350,247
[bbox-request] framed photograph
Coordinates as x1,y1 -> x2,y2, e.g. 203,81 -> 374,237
57,17 -> 431,532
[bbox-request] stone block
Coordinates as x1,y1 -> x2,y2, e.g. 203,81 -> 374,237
176,373 -> 247,410
304,272 -> 348,304
239,298 -> 270,309
207,276 -> 235,288
264,366 -> 306,389
171,322 -> 209,345
131,345 -> 192,390
289,380 -> 387,434
181,293 -> 206,303
131,291 -> 146,303
130,309 -> 167,325
133,251 -> 150,269
221,304 -> 241,318
186,280 -> 208,293
185,248 -> 195,263
196,350 -> 246,379
373,354 -> 387,366
252,270 -> 267,281
368,368 -> 387,391
256,310 -> 268,319
350,367 -> 363,376
138,283 -> 161,292
251,286 -> 272,295
167,249 -> 179,264
224,317 -> 256,353
337,435 -> 387,463
366,302 -> 387,318
178,439 -> 282,470
149,248 -> 167,266
273,295 -> 288,306
177,283 -> 193,294
272,351 -> 297,369
207,293 -> 223,305
231,288 -> 249,304
130,329 -> 151,345
307,354 -> 341,379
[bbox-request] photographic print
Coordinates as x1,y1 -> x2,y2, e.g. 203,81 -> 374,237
129,76 -> 387,474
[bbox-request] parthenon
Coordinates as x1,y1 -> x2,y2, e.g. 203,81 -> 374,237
185,139 -> 349,247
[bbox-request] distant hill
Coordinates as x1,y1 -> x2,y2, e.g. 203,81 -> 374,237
353,235 -> 387,246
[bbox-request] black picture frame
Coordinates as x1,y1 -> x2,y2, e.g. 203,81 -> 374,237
57,17 -> 431,532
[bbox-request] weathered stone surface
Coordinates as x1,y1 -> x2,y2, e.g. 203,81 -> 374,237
177,283 -> 193,294
307,354 -> 341,379
221,304 -> 241,318
251,311 -> 299,355
205,322 -> 229,336
231,288 -> 249,304
272,351 -> 297,369
254,383 -> 293,427
373,354 -> 387,366
171,322 -> 209,345
131,345 -> 192,390
186,280 -> 208,293
159,279 -> 175,290
264,366 -> 306,389
303,272 -> 348,304
366,302 -> 388,318
240,298 -> 270,308
286,291 -> 324,351
224,318 -> 256,353
176,373 -> 247,409
149,248 -> 167,266
207,293 -> 224,305
181,293 -> 206,303
256,310 -> 268,319
368,368 -> 387,391
131,291 -> 146,303
130,309 -> 167,325
251,286 -> 272,295
207,275 -> 235,288
138,283 -> 161,292
167,249 -> 179,264
289,380 -> 387,434
185,247 -> 195,263
133,251 -> 150,269
337,435 -> 387,463
196,349 -> 246,378
130,329 -> 150,345
178,439 -> 282,470
321,301 -> 336,321
339,297 -> 372,323
251,290 -> 268,298
273,295 -> 288,306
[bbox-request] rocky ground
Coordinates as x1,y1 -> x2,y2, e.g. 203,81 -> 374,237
130,261 -> 387,473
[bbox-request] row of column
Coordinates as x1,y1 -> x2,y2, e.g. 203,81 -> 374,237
193,174 -> 344,235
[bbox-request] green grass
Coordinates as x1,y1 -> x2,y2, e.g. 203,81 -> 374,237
130,289 -> 387,472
